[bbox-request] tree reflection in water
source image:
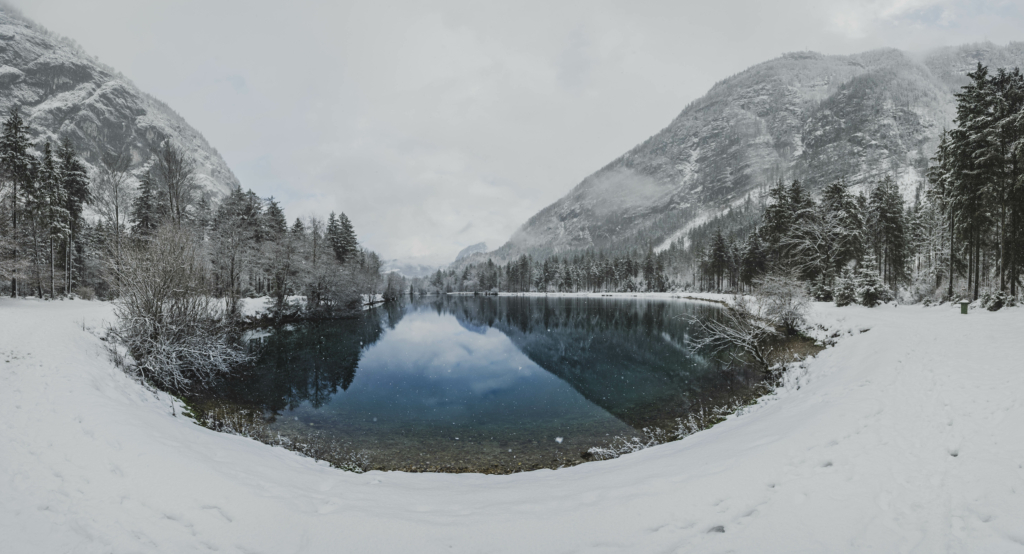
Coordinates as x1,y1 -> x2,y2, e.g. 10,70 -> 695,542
205,296 -> 764,472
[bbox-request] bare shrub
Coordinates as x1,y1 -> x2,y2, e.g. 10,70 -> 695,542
690,273 -> 810,373
74,286 -> 96,300
690,295 -> 780,371
110,224 -> 249,393
755,272 -> 810,335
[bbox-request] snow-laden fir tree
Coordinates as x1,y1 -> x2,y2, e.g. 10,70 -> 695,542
1,107 -> 33,297
856,258 -> 890,307
57,137 -> 91,295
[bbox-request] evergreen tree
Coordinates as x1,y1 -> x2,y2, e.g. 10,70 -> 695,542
57,137 -> 90,294
36,142 -> 69,297
130,173 -> 162,238
263,197 -> 287,237
866,176 -> 909,294
761,179 -> 793,266
855,258 -> 890,307
819,180 -> 864,275
336,212 -> 357,263
1,106 -> 32,296
708,229 -> 729,290
739,230 -> 767,288
326,212 -> 344,262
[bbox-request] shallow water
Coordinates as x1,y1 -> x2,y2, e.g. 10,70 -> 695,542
208,296 -> 760,473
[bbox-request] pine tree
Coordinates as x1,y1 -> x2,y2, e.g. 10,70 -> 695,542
263,197 -> 287,237
36,142 -> 69,297
1,106 -> 32,296
336,212 -> 357,263
866,176 -> 909,294
856,258 -> 890,307
57,137 -> 90,294
949,64 -> 994,300
130,173 -> 162,238
761,179 -> 793,266
819,180 -> 864,275
739,229 -> 767,288
928,131 -> 958,299
326,212 -> 344,262
708,228 -> 729,291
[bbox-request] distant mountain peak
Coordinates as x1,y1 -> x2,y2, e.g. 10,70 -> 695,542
455,242 -> 488,262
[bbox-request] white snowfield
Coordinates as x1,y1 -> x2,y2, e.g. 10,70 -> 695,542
2,297 -> 1023,553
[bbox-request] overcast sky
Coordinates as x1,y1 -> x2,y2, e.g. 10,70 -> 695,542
10,0 -> 1024,265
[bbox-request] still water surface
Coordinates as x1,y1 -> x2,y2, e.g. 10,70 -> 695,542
211,296 -> 759,473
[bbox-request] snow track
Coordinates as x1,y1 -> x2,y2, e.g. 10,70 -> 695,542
2,298 -> 1023,552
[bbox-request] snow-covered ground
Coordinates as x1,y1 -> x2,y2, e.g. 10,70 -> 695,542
2,297 -> 1023,552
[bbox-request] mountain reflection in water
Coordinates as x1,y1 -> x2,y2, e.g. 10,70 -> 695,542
209,296 -> 761,472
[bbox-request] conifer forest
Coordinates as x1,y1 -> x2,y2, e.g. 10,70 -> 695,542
432,64 -> 1024,309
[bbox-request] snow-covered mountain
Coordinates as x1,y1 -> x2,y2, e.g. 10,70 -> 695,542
490,43 -> 1024,261
382,259 -> 441,279
0,6 -> 239,197
455,242 -> 487,262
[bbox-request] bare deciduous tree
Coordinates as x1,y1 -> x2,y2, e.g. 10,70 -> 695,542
91,145 -> 135,263
154,141 -> 198,227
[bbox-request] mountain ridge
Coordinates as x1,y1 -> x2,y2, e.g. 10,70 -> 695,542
482,42 -> 1024,264
0,4 -> 240,198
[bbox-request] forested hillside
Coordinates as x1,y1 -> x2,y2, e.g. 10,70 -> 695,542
0,5 -> 239,199
489,44 -> 1024,264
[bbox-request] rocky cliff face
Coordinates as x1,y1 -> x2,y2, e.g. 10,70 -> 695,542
493,43 -> 1024,261
0,7 -> 239,197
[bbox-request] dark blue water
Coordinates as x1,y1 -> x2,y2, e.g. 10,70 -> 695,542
212,296 -> 758,473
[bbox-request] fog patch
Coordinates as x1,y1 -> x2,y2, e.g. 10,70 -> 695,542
575,167 -> 670,216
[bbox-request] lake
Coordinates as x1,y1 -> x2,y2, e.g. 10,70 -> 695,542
205,296 -> 762,473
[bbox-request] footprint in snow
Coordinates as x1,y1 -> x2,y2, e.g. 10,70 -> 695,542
707,525 -> 725,533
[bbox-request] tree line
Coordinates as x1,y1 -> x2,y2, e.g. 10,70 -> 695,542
0,104 -> 388,392
0,105 -> 383,313
684,63 -> 1024,307
420,249 -> 671,295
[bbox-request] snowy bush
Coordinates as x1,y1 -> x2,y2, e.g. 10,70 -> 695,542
110,225 -> 250,393
808,277 -> 832,302
586,399 -> 756,461
75,286 -> 96,301
979,291 -> 1017,311
901,268 -> 942,305
586,428 -> 670,461
832,270 -> 856,307
855,262 -> 892,307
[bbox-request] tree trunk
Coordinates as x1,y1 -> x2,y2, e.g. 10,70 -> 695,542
973,232 -> 980,300
32,220 -> 42,298
948,211 -> 954,299
49,235 -> 55,299
10,183 -> 17,298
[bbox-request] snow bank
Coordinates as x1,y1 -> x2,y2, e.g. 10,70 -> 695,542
2,297 -> 1023,552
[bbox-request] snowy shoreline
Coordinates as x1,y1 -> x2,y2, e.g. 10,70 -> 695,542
441,290 -> 735,306
3,297 -> 1023,552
